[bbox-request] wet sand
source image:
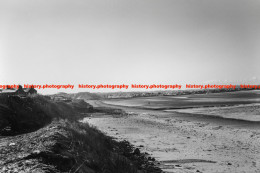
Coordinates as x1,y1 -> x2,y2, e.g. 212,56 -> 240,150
168,103 -> 260,122
82,100 -> 260,173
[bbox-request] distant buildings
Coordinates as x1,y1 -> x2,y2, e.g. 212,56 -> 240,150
0,85 -> 37,96
23,88 -> 37,95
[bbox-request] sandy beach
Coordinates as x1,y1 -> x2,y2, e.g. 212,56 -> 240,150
82,100 -> 260,173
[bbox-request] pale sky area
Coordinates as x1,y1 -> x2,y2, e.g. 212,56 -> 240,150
0,0 -> 260,94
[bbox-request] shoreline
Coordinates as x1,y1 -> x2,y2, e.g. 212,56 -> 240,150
88,100 -> 260,129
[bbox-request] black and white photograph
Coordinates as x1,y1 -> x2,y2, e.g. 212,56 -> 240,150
1,0 -> 260,172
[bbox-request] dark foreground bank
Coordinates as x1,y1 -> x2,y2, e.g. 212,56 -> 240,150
0,95 -> 161,173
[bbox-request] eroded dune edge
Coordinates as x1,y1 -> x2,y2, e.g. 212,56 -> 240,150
0,95 -> 161,173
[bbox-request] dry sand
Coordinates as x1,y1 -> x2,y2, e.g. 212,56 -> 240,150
82,100 -> 260,173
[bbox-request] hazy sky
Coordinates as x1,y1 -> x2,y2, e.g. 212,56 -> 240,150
1,0 -> 260,93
